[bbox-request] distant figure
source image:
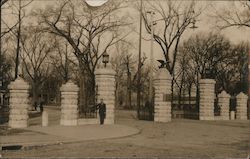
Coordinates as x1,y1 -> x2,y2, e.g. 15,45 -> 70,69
38,95 -> 44,113
145,100 -> 154,120
34,101 -> 38,111
96,99 -> 106,125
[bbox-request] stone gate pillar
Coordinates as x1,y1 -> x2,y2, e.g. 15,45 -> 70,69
154,68 -> 172,122
95,64 -> 116,124
60,80 -> 79,126
199,79 -> 216,120
236,92 -> 248,120
218,91 -> 230,120
8,77 -> 30,128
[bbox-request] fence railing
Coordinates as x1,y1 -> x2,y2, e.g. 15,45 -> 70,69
0,104 -> 9,124
79,105 -> 97,119
138,105 -> 154,121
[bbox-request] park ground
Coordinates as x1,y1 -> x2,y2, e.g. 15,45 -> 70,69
1,106 -> 250,158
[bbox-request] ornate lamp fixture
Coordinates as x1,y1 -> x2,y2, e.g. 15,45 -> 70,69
102,51 -> 109,68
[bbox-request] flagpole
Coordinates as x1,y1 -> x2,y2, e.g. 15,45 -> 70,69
137,0 -> 142,119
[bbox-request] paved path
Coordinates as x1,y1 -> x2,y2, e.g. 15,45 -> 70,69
0,107 -> 140,148
1,124 -> 140,147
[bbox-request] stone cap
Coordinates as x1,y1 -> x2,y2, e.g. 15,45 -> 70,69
236,92 -> 248,99
199,79 -> 216,84
95,64 -> 116,76
154,68 -> 171,80
218,91 -> 230,98
8,77 -> 30,90
60,80 -> 79,92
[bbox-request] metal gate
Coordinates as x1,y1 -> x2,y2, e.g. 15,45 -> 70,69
172,96 -> 199,119
138,100 -> 154,121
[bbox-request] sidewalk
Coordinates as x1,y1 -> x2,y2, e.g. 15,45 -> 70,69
1,107 -> 140,149
1,124 -> 140,148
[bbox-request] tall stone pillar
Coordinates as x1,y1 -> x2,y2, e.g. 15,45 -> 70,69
236,92 -> 248,120
199,79 -> 216,120
8,77 -> 30,128
154,68 -> 171,122
95,64 -> 116,124
218,91 -> 230,120
60,80 -> 79,126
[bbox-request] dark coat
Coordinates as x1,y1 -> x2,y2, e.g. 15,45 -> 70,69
97,103 -> 106,115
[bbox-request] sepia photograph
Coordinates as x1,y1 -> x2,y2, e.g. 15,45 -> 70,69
0,0 -> 249,158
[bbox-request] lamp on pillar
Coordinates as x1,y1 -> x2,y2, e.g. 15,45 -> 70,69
203,68 -> 213,79
190,19 -> 198,29
102,51 -> 109,68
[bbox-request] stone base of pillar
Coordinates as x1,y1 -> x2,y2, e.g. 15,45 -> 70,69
230,111 -> 235,120
9,120 -> 28,128
199,116 -> 214,120
154,117 -> 171,122
60,119 -> 77,126
104,119 -> 115,125
236,115 -> 247,120
220,116 -> 230,120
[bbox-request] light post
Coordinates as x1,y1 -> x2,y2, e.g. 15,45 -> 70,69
147,11 -> 156,104
102,51 -> 109,68
137,0 -> 143,119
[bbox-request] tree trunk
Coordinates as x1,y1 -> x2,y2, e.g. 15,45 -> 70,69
32,81 -> 39,109
79,72 -> 85,114
128,73 -> 132,109
171,72 -> 175,114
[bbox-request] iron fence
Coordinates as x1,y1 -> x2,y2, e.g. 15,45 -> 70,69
138,103 -> 154,121
79,105 -> 97,118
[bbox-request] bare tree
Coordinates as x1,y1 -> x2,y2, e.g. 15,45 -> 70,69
111,42 -> 129,108
111,41 -> 147,109
1,0 -> 8,6
34,0 -> 130,106
20,27 -> 55,105
215,1 -> 250,29
3,0 -> 34,78
179,33 -> 247,107
141,0 -> 201,106
50,38 -> 76,83
216,42 -> 249,95
182,33 -> 231,79
142,0 -> 200,74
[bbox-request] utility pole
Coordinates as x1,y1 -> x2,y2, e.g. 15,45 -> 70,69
248,51 -> 250,119
148,11 -> 155,104
0,0 -> 2,87
15,0 -> 21,79
0,0 -> 3,106
137,0 -> 142,119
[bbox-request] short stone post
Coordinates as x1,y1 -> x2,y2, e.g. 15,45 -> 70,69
95,64 -> 116,124
218,91 -> 230,120
154,68 -> 172,122
199,79 -> 216,120
42,111 -> 48,126
8,77 -> 30,128
236,92 -> 248,120
60,80 -> 79,126
230,111 -> 235,120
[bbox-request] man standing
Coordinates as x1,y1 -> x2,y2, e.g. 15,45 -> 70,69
38,95 -> 44,113
97,99 -> 106,125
